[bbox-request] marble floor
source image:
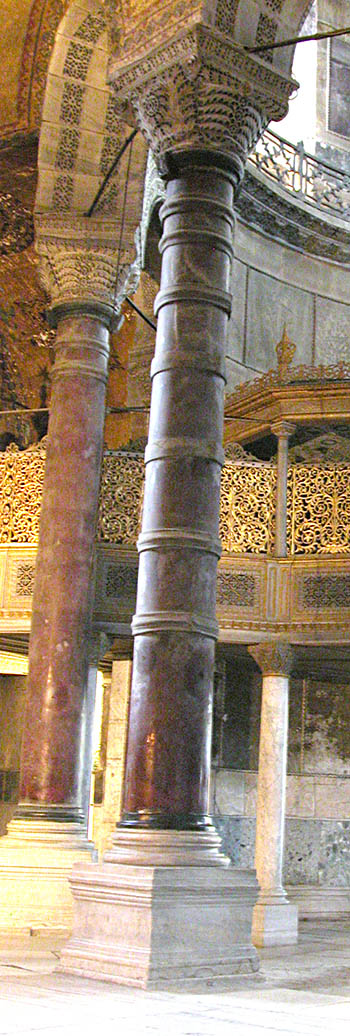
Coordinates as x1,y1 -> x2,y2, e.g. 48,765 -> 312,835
1,921 -> 350,1035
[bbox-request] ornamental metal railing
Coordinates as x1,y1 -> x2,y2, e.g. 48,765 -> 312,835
2,442 -> 350,557
249,129 -> 350,222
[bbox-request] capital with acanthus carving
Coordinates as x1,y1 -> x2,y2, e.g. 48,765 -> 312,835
248,641 -> 294,677
35,213 -> 141,325
109,9 -> 296,179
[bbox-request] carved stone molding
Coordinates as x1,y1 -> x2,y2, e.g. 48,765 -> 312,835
249,641 -> 294,677
35,213 -> 141,316
109,24 -> 295,174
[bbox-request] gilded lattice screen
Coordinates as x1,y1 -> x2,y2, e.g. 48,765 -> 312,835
2,444 -> 350,556
220,462 -> 276,554
289,466 -> 350,555
0,443 -> 44,543
0,444 -> 145,547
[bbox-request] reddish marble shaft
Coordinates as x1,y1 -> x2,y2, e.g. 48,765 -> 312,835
121,158 -> 237,829
19,308 -> 110,817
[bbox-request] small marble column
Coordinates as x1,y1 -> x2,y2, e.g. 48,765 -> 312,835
248,642 -> 298,946
271,422 -> 295,557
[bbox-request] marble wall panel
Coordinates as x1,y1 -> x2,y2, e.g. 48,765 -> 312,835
315,296 -> 350,365
210,770 -> 245,815
286,777 -> 315,818
245,270 -> 314,373
213,814 -> 350,886
284,820 -> 321,884
315,777 -> 350,820
244,772 -> 258,817
213,816 -> 255,868
226,259 -> 247,368
319,821 -> 350,886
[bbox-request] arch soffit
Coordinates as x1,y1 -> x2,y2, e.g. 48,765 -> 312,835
115,1 -> 315,78
35,0 -> 148,302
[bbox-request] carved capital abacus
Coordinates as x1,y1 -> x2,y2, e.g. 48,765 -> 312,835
249,641 -> 294,677
109,18 -> 295,178
35,213 -> 141,321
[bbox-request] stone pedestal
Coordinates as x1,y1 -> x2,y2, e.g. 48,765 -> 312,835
249,643 -> 298,947
0,306 -> 113,933
0,811 -> 95,937
59,830 -> 259,987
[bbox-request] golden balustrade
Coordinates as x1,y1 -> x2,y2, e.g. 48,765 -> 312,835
1,442 -> 350,557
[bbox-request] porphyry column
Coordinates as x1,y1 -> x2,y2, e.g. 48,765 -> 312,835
271,421 -> 295,557
0,301 -> 115,935
248,642 -> 298,946
122,157 -> 233,832
59,9 -> 295,987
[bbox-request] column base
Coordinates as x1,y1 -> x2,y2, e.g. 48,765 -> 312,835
252,894 -> 298,947
59,829 -> 260,989
0,817 -> 96,937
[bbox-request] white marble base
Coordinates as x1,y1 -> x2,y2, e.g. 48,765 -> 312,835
252,899 -> 298,947
59,858 -> 260,988
0,819 -> 95,936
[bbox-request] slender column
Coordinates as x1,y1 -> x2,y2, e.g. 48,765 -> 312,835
120,157 -> 235,835
248,641 -> 298,946
17,304 -> 111,828
271,421 -> 295,557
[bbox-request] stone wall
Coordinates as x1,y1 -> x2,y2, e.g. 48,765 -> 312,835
226,219 -> 350,395
212,660 -> 350,889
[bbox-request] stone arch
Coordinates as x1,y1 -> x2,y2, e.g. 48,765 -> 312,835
35,0 -> 148,302
212,1 -> 315,75
116,1 -> 315,81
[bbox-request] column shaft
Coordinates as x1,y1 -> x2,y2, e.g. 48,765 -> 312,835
121,159 -> 236,830
249,642 -> 298,946
255,673 -> 288,897
19,308 -> 110,820
272,422 -> 294,558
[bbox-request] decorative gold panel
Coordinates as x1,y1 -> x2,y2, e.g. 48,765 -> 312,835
220,462 -> 276,554
0,443 -> 44,544
0,444 -> 145,547
290,466 -> 350,555
97,452 -> 144,545
2,445 -> 350,558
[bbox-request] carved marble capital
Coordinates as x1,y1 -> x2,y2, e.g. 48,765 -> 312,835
249,641 -> 294,677
35,213 -> 141,321
271,421 -> 296,440
109,23 -> 295,176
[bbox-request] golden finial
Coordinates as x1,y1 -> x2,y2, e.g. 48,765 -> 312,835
275,324 -> 296,380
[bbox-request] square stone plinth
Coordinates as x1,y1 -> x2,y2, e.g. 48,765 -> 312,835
252,901 -> 298,947
59,861 -> 260,989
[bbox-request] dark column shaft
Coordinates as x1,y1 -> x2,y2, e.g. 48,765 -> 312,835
19,308 -> 110,820
121,158 -> 236,830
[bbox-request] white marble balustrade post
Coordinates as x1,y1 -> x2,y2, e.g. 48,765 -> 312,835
248,641 -> 298,947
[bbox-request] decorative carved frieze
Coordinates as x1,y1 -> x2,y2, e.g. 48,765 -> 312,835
109,22 -> 294,172
249,640 -> 294,677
